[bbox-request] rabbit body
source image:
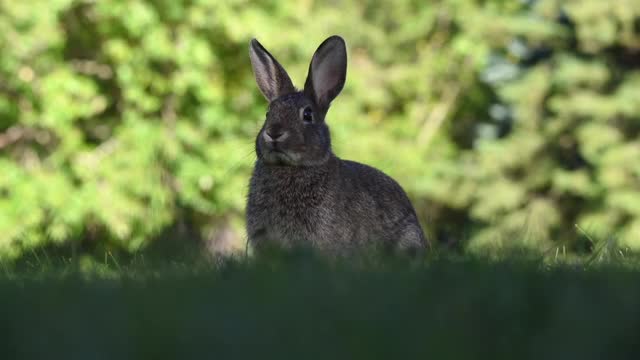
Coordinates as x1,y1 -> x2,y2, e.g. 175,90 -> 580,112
248,155 -> 425,254
246,36 -> 426,255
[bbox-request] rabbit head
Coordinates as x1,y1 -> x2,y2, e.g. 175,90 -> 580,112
249,36 -> 347,166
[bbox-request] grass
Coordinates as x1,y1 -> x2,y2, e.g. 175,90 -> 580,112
2,249 -> 640,359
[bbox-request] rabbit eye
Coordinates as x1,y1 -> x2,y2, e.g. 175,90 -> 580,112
302,107 -> 313,123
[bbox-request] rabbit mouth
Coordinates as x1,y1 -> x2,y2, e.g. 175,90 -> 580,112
263,148 -> 298,165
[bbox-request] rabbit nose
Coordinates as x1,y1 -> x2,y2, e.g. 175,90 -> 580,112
264,128 -> 288,142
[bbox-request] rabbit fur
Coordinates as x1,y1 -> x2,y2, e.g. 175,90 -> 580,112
246,35 -> 426,255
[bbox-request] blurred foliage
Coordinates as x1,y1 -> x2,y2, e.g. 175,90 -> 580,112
0,0 -> 638,258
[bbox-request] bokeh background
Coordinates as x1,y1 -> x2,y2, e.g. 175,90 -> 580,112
0,0 -> 639,260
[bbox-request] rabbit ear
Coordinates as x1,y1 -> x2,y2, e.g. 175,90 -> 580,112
249,38 -> 296,102
304,36 -> 347,111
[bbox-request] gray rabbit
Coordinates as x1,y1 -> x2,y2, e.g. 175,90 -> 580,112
246,35 -> 426,255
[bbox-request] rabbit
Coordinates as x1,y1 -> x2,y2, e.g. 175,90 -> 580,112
246,35 -> 426,256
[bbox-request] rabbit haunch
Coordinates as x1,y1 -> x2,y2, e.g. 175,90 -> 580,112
246,35 -> 426,254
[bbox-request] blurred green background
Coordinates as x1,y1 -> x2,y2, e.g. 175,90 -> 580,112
0,0 -> 639,260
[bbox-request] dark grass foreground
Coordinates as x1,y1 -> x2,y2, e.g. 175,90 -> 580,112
1,252 -> 640,359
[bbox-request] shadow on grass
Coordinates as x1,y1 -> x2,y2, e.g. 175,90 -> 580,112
1,247 -> 640,359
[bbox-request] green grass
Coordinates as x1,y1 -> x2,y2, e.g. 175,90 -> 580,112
2,250 -> 640,359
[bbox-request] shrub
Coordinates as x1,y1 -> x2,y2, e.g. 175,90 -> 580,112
0,0 -> 638,258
